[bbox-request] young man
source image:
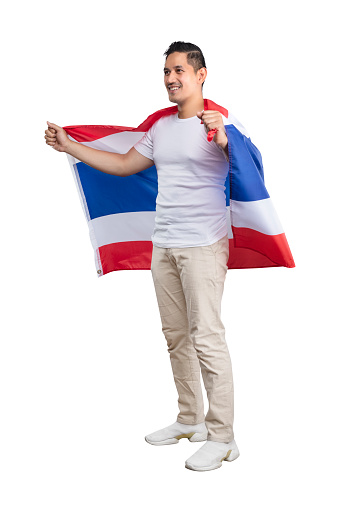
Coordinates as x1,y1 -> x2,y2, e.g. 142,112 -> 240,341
45,41 -> 240,472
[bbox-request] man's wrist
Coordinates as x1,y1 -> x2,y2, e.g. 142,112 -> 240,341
220,135 -> 229,161
216,130 -> 228,150
220,139 -> 228,150
64,139 -> 75,155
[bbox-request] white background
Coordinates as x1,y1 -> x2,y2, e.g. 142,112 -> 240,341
1,0 -> 338,506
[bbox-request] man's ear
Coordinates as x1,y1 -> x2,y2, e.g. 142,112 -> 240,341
198,67 -> 207,85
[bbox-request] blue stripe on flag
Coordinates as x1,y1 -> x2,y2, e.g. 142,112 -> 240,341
76,162 -> 158,220
226,125 -> 270,202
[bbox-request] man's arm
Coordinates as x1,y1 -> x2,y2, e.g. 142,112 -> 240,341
45,121 -> 154,177
66,142 -> 154,177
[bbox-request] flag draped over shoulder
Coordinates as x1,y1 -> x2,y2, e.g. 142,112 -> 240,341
63,98 -> 295,277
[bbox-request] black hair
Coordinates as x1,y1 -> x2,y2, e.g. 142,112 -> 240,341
163,41 -> 206,88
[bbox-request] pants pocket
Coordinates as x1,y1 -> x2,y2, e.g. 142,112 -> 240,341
209,235 -> 229,255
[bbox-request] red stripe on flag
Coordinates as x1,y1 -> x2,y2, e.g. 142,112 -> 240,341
98,241 -> 153,275
231,227 -> 295,268
97,230 -> 294,276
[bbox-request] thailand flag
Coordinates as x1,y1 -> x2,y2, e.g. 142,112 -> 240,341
63,99 -> 295,277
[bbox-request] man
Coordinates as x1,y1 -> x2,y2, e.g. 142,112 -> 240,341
45,41 -> 240,472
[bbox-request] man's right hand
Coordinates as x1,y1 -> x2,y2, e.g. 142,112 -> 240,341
45,121 -> 70,152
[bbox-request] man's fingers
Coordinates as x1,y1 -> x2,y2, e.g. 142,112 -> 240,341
201,119 -> 220,132
45,133 -> 56,142
200,111 -> 224,129
206,121 -> 223,131
201,110 -> 218,116
201,110 -> 222,121
47,121 -> 59,133
45,129 -> 56,137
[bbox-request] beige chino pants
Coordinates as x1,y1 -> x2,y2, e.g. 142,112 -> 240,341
150,234 -> 234,443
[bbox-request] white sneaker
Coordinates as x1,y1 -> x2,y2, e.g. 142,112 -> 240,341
185,439 -> 240,471
145,421 -> 208,446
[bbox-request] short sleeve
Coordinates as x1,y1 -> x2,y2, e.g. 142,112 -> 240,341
134,124 -> 154,161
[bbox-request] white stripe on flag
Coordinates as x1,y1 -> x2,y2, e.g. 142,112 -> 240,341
89,208 -> 234,248
231,198 -> 284,235
90,211 -> 156,246
225,112 -> 250,137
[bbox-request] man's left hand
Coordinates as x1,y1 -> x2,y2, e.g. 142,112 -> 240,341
196,110 -> 228,149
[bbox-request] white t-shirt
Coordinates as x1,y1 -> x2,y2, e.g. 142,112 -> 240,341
134,112 -> 229,248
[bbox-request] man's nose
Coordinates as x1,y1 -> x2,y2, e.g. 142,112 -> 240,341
166,70 -> 177,84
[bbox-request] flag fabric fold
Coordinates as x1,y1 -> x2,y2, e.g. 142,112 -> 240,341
63,98 -> 295,277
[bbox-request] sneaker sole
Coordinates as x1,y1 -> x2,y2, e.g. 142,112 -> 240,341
185,448 -> 240,471
145,431 -> 208,446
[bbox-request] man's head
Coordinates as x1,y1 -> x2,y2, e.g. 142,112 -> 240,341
163,41 -> 207,105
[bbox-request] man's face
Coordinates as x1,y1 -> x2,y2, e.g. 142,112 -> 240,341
164,52 -> 204,104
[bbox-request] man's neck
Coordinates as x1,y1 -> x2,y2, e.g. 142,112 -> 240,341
177,96 -> 205,119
